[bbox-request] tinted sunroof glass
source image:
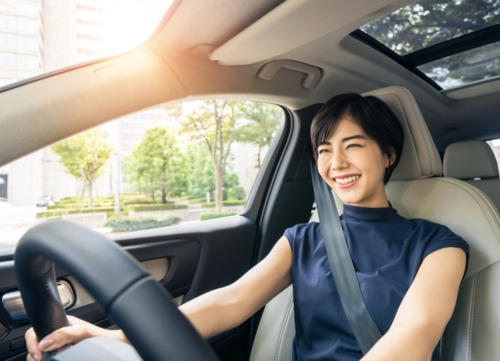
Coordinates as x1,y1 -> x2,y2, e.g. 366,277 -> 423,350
418,41 -> 500,88
361,0 -> 500,56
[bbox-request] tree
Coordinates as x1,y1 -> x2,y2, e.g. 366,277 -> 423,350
236,102 -> 282,167
185,143 -> 215,199
361,0 -> 500,86
51,128 -> 113,208
180,100 -> 241,212
125,127 -> 188,203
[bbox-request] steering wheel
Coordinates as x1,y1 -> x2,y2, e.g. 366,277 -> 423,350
14,220 -> 219,361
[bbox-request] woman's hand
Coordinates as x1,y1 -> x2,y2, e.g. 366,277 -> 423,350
25,315 -> 127,361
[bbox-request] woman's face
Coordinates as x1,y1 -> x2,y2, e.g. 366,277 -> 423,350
317,117 -> 391,208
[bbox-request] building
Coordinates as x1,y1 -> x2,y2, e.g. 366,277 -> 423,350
0,0 -> 105,206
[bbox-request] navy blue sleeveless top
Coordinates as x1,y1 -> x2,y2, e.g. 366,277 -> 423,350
284,204 -> 469,361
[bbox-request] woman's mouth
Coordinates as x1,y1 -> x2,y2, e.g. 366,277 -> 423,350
334,175 -> 360,188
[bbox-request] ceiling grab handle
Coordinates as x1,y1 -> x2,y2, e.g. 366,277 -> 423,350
257,60 -> 322,89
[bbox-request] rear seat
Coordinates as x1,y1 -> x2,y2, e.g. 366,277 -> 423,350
443,140 -> 500,209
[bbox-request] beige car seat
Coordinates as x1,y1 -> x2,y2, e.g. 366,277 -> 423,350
444,140 -> 500,210
250,86 -> 500,361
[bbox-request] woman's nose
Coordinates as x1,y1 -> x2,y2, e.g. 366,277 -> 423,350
331,149 -> 348,170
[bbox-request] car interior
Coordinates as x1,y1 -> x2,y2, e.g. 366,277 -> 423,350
1,0 -> 500,360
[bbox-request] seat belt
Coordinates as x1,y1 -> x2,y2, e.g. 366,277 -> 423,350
310,163 -> 382,354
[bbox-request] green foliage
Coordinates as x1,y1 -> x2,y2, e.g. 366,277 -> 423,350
186,143 -> 216,199
228,186 -> 246,200
236,102 -> 282,167
49,196 -> 114,210
37,206 -> 115,218
51,129 -> 113,208
126,204 -> 187,213
361,0 -> 500,86
199,212 -> 237,221
125,127 -> 188,203
201,200 -> 246,208
105,216 -> 181,232
185,142 -> 242,201
178,100 -> 242,212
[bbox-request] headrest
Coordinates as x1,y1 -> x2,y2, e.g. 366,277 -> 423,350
363,86 -> 442,181
443,140 -> 499,179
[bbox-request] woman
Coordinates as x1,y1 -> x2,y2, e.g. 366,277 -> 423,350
25,93 -> 468,361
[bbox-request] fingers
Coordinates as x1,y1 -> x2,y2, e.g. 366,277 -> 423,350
37,324 -> 91,353
25,327 -> 42,361
25,316 -> 95,360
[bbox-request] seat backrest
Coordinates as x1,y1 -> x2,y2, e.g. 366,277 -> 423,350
443,140 -> 500,210
251,86 -> 500,361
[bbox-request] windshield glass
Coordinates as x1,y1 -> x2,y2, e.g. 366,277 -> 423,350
0,0 -> 173,88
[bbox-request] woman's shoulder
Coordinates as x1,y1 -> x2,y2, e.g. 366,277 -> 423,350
284,222 -> 320,237
408,217 -> 470,257
283,222 -> 322,247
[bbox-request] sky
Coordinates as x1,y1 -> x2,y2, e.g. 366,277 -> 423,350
102,0 -> 173,56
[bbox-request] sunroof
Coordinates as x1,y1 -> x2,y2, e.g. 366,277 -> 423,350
354,0 -> 500,91
418,41 -> 500,89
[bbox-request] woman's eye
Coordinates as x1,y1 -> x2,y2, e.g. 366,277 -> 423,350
318,148 -> 329,154
346,143 -> 360,149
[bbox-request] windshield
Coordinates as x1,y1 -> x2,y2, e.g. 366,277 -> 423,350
0,0 -> 173,88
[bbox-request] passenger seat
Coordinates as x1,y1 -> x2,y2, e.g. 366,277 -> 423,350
443,140 -> 500,208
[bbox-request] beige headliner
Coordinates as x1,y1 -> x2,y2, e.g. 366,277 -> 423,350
0,0 -> 499,167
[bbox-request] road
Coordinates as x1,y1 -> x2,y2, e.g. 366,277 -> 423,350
0,205 -> 44,253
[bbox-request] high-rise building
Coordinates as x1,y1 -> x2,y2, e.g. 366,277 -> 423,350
0,0 -> 106,206
0,0 -> 43,86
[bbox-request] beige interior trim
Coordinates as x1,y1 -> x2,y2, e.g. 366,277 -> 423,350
209,0 -> 410,66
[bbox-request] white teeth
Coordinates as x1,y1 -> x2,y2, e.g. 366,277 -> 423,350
335,175 -> 360,184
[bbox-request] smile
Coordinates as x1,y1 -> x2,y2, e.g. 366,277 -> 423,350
334,175 -> 360,185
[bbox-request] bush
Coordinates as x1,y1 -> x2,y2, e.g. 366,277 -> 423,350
126,204 -> 188,213
37,210 -> 66,218
224,200 -> 246,206
37,207 -> 116,218
49,203 -> 114,209
105,216 -> 181,232
199,212 -> 237,221
201,200 -> 246,208
234,186 -> 246,200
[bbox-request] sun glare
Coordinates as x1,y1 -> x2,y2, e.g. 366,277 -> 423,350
103,0 -> 173,56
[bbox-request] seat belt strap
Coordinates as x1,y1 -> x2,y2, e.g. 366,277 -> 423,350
310,163 -> 382,354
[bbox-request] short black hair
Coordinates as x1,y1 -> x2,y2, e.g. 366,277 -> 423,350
310,93 -> 404,184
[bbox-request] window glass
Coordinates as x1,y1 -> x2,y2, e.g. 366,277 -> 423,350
0,0 -> 173,87
360,0 -> 500,56
0,101 -> 284,254
487,139 -> 500,172
358,0 -> 500,90
418,41 -> 500,89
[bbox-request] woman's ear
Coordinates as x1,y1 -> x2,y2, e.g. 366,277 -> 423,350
386,148 -> 396,168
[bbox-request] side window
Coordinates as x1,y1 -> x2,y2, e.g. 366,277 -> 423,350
0,100 -> 283,252
486,139 -> 500,174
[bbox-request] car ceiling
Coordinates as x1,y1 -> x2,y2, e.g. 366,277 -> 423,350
1,0 -> 500,168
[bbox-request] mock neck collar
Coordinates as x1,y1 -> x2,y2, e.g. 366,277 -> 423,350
341,203 -> 400,222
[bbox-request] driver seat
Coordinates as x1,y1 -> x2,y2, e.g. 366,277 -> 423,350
250,86 -> 500,361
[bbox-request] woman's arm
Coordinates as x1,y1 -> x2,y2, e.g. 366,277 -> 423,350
26,236 -> 292,360
361,247 -> 466,361
179,236 -> 292,338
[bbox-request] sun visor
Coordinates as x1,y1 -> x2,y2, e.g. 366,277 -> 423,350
209,0 -> 401,66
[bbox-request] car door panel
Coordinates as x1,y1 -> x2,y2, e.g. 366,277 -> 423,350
0,216 -> 256,361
